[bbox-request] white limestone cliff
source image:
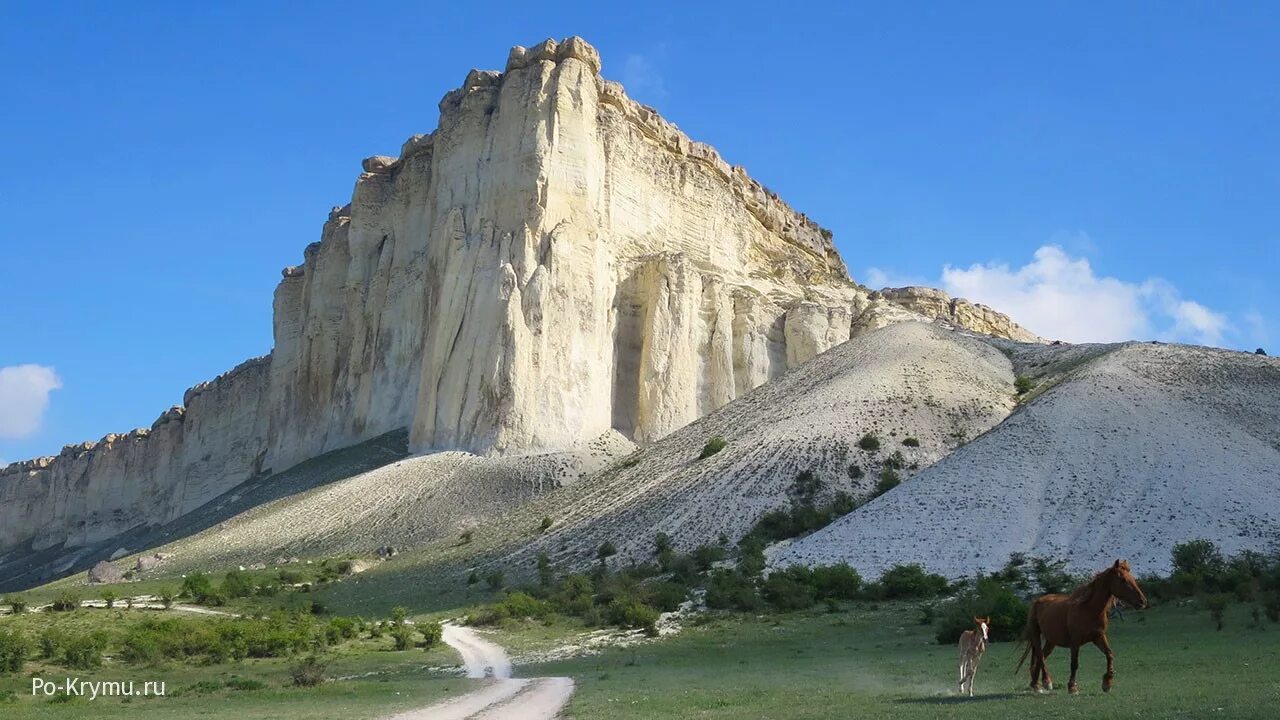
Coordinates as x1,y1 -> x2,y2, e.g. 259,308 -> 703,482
0,37 -> 1037,557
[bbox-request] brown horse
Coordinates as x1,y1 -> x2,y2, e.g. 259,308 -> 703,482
1016,559 -> 1148,694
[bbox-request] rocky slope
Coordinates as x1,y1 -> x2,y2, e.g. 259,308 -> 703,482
773,341 -> 1280,577
0,37 -> 1035,564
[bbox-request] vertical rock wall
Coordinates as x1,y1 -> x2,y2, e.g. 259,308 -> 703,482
0,37 -> 1037,556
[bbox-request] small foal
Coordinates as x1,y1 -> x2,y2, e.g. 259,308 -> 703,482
958,616 -> 990,696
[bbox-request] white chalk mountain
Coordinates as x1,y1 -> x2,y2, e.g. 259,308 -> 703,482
0,37 -> 1035,581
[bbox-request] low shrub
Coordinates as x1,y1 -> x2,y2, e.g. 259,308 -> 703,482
699,437 -> 727,459
902,437 -> 920,447
875,468 -> 901,495
6,597 -> 27,614
1014,376 -> 1034,395
0,630 -> 27,674
419,620 -> 443,648
539,517 -> 554,532
761,571 -> 817,612
390,626 -> 414,651
875,564 -> 949,600
606,598 -> 660,636
847,464 -> 864,480
290,655 -> 327,687
51,590 -> 80,612
181,573 -> 215,602
222,570 -> 255,598
858,434 -> 881,452
935,576 -> 1027,644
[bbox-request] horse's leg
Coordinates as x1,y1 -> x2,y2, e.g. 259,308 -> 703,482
1094,634 -> 1116,692
1028,638 -> 1043,691
1067,645 -> 1081,694
959,657 -> 968,695
1040,644 -> 1055,690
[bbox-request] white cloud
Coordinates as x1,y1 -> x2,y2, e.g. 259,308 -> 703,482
937,245 -> 1233,345
621,52 -> 667,101
0,364 -> 62,439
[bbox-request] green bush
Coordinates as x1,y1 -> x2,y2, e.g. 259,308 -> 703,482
597,541 -> 618,562
1014,376 -> 1034,395
539,517 -> 554,532
876,564 -> 949,599
390,625 -> 414,651
223,570 -> 255,598
699,437 -> 727,459
875,468 -> 901,495
847,464 -> 864,480
935,576 -> 1027,644
496,592 -> 552,620
691,544 -> 727,572
419,621 -> 443,648
181,573 -> 215,602
606,598 -> 660,636
902,437 -> 920,447
159,588 -> 176,608
66,634 -> 107,669
290,655 -> 327,687
100,589 -> 118,608
279,569 -> 304,584
858,434 -> 881,452
811,564 -> 863,600
0,630 -> 28,674
51,590 -> 79,612
326,617 -> 358,644
705,570 -> 763,612
5,597 -> 27,614
485,571 -> 504,591
761,570 -> 817,612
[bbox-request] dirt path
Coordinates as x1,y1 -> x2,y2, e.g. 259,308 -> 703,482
385,624 -> 574,720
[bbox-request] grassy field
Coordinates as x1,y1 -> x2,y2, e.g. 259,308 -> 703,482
521,601 -> 1280,720
0,606 -> 469,719
3,591 -> 1279,719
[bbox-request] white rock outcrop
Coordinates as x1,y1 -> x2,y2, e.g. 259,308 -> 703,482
0,37 -> 1036,557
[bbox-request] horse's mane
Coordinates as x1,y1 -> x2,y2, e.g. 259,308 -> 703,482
1068,567 -> 1113,605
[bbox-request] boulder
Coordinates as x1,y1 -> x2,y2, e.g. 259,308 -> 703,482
88,560 -> 124,584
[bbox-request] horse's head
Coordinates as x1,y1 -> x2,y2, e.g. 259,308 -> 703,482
973,616 -> 990,641
1107,559 -> 1148,609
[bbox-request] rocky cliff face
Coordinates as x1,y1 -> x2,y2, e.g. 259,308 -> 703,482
0,37 -> 1037,557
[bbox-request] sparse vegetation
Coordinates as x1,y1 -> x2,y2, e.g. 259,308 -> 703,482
289,655 -> 327,687
539,516 -> 554,532
698,436 -> 727,459
874,468 -> 900,495
847,463 -> 863,480
1015,375 -> 1034,395
901,436 -> 920,447
858,433 -> 881,452
6,596 -> 26,614
597,541 -> 618,562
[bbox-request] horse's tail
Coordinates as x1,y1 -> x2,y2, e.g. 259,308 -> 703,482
1013,600 -> 1039,674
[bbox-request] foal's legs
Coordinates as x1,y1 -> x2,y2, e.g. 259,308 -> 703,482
1094,634 -> 1116,692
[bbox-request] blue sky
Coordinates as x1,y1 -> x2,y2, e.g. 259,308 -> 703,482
1,2 -> 1276,462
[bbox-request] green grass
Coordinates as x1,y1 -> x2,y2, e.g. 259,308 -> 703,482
521,602 -> 1280,719
0,606 -> 467,719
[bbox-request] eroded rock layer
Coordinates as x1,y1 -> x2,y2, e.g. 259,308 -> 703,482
1,37 -> 1035,557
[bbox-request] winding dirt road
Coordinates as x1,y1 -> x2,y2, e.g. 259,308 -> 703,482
384,624 -> 574,720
